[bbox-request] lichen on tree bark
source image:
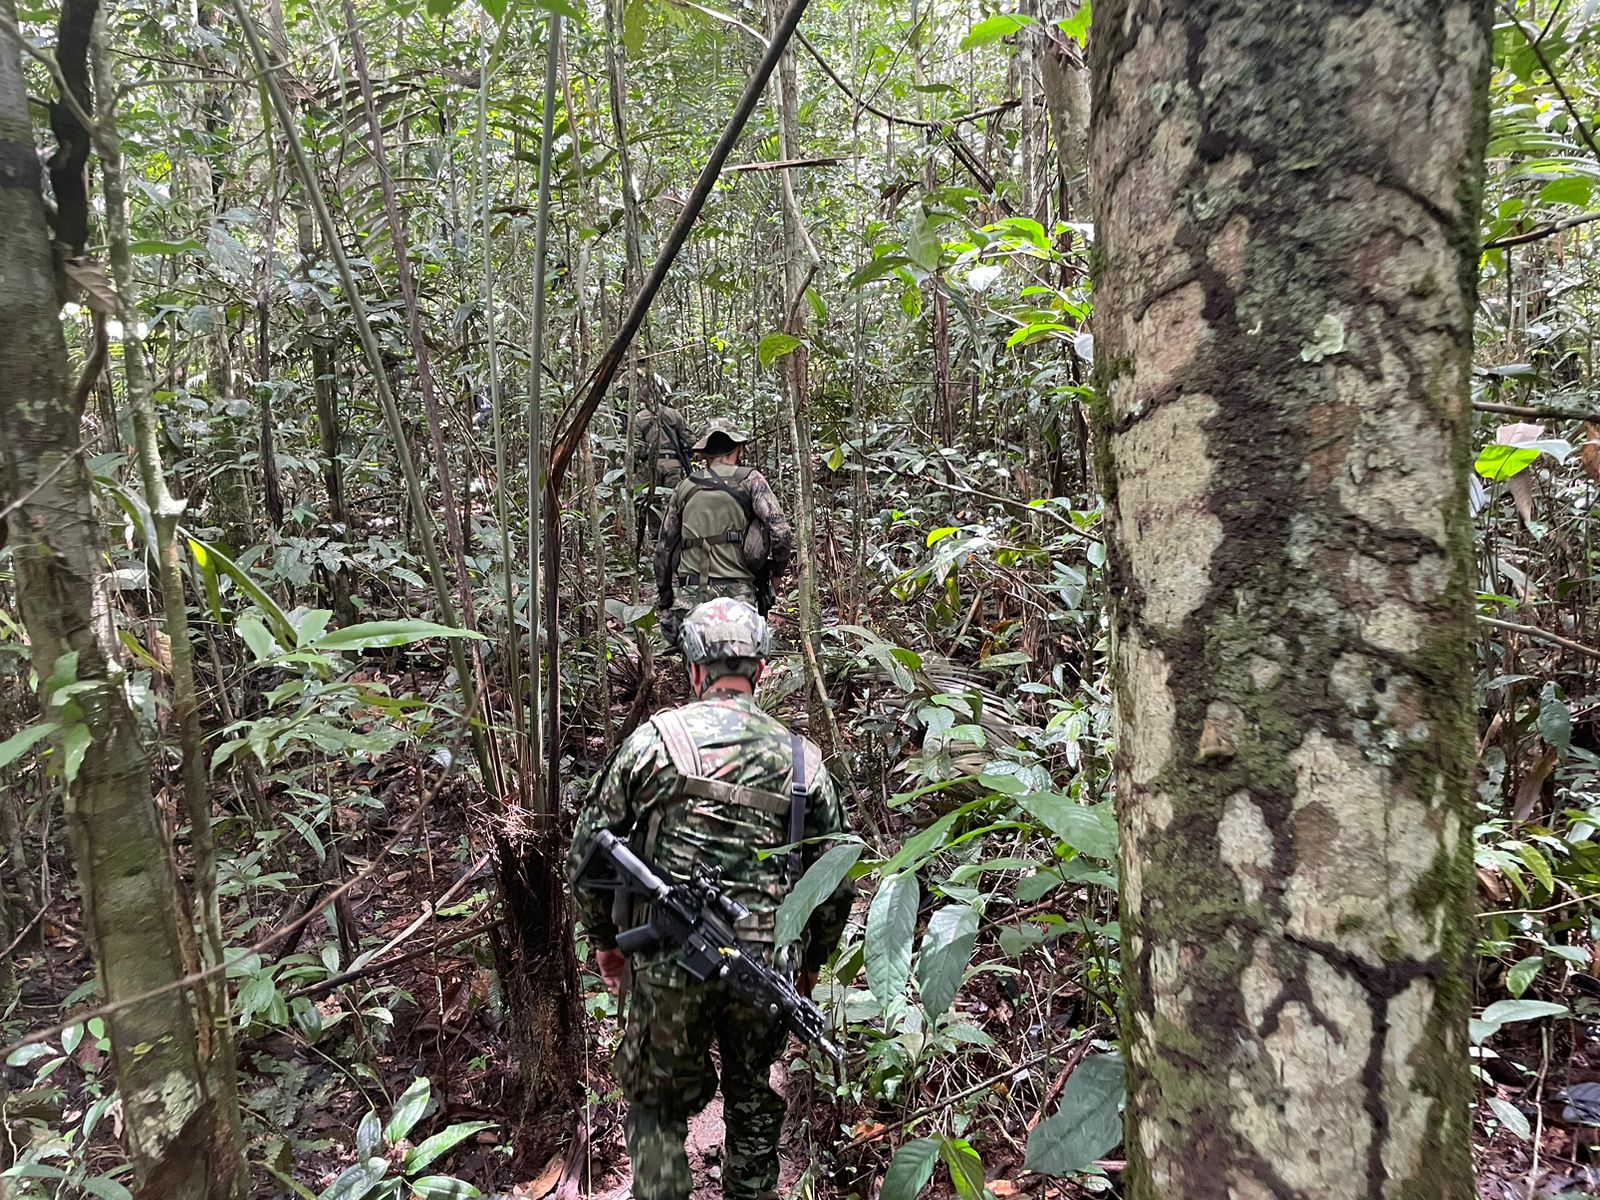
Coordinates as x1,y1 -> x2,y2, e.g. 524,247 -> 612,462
1090,2 -> 1491,1196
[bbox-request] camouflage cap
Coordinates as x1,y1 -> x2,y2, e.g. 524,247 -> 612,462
679,597 -> 771,663
691,418 -> 751,452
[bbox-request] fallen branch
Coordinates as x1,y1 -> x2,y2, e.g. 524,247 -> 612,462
290,911 -> 501,1001
1483,210 -> 1600,250
729,155 -> 851,172
1479,614 -> 1600,662
1473,399 -> 1600,424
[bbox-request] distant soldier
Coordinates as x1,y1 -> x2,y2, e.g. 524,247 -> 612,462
631,400 -> 694,494
566,598 -> 852,1200
655,420 -> 792,643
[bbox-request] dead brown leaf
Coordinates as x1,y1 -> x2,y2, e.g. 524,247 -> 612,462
1509,473 -> 1535,524
62,258 -> 119,315
1581,424 -> 1600,485
1476,866 -> 1510,904
511,1154 -> 565,1200
1513,745 -> 1559,822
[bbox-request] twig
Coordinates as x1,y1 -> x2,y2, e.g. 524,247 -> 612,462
883,465 -> 1103,542
0,899 -> 54,959
1527,1026 -> 1550,1199
1502,3 -> 1600,171
343,851 -> 492,976
1479,614 -> 1600,662
729,155 -> 851,173
840,1040 -> 1081,1151
1026,1037 -> 1093,1131
1473,399 -> 1600,423
289,911 -> 501,1001
1484,210 -> 1600,250
0,749 -> 459,1061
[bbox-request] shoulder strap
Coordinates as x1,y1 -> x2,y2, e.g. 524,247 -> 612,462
650,709 -> 792,816
650,710 -> 702,778
787,733 -> 807,886
691,470 -> 756,521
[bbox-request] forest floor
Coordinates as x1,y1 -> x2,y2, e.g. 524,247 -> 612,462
7,647 -> 1600,1197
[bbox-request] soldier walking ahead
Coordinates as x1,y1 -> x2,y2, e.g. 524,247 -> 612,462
654,421 -> 792,643
567,600 -> 852,1200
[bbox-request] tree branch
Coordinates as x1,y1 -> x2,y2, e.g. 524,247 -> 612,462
1473,399 -> 1600,423
1480,615 -> 1600,662
1483,209 -> 1600,250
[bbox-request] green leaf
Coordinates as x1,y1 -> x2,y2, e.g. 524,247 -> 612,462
756,332 -> 801,369
533,0 -> 584,16
480,0 -> 507,19
1538,176 -> 1592,207
1057,0 -> 1091,45
129,238 -> 202,256
1518,844 -> 1554,896
960,12 -> 1035,51
990,216 -> 1050,252
1025,1052 -> 1125,1175
316,1160 -> 388,1200
977,651 -> 1031,669
308,620 -> 487,653
1487,1096 -> 1531,1141
409,1178 -> 483,1200
188,537 -> 225,625
938,1137 -> 986,1200
1538,683 -> 1572,751
403,1122 -> 495,1175
0,721 -> 57,769
187,536 -> 295,645
1015,793 -> 1118,860
79,1176 -> 134,1200
824,445 -> 845,472
916,903 -> 979,1019
1474,443 -> 1540,481
1480,999 -> 1569,1026
237,612 -> 280,663
907,210 -> 944,271
386,1076 -> 432,1143
849,254 -> 912,288
865,872 -> 919,1005
775,842 -> 864,949
622,0 -> 647,53
926,526 -> 959,547
1007,321 -> 1071,348
881,1137 -> 941,1200
61,722 -> 91,783
1507,955 -> 1543,999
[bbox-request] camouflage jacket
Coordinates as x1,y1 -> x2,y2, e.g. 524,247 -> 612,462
630,405 -> 692,482
653,465 -> 793,607
567,693 -> 852,973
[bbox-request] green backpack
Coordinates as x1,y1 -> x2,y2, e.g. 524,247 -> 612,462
672,466 -> 760,582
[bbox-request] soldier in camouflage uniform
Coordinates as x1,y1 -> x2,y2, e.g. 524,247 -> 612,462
631,400 -> 694,493
567,599 -> 852,1200
654,421 -> 792,644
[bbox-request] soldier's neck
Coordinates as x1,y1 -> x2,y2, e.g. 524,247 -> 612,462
701,680 -> 754,699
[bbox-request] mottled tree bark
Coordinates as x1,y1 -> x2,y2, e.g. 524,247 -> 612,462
0,2 -> 235,1194
1091,3 -> 1490,1197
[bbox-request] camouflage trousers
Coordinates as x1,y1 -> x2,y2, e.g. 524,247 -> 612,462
616,956 -> 787,1200
672,579 -> 758,618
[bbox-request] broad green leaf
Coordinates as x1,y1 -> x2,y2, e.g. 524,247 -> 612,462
409,1178 -> 483,1200
403,1122 -> 495,1174
824,444 -> 845,471
865,872 -> 919,1005
1506,955 -> 1543,998
79,1176 -> 134,1200
1015,792 -> 1118,860
775,842 -> 864,949
849,254 -> 911,288
1518,844 -> 1554,896
294,609 -> 334,648
926,526 -> 958,547
907,210 -> 944,271
939,1137 -> 986,1200
622,0 -> 647,53
978,651 -> 1031,669
1058,0 -> 1091,45
916,903 -> 979,1019
1007,322 -> 1071,348
880,1137 -> 940,1200
989,216 -> 1049,252
1025,1052 -> 1125,1176
308,620 -> 487,653
188,537 -> 225,625
0,721 -> 57,769
1474,444 -> 1539,481
1487,1096 -> 1531,1141
1480,999 -> 1569,1026
186,536 -> 295,645
480,0 -> 507,19
316,1160 -> 387,1200
385,1075 -> 431,1143
533,0 -> 584,16
1538,683 -> 1572,751
129,238 -> 202,256
960,12 -> 1035,51
237,612 -> 279,663
756,332 -> 801,369
1538,176 -> 1592,207
61,722 -> 91,783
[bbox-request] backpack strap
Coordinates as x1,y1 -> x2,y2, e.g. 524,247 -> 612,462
787,734 -> 808,886
650,710 -> 791,816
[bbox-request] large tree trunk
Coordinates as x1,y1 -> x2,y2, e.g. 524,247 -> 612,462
1091,3 -> 1490,1197
0,3 -> 237,1194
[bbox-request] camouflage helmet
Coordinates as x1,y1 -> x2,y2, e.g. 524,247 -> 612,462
679,597 -> 771,665
691,418 -> 751,453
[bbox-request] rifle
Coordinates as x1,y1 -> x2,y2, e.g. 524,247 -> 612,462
575,829 -> 841,1060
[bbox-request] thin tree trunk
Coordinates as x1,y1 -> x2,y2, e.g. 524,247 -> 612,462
0,4 -> 238,1194
1092,3 -> 1490,1196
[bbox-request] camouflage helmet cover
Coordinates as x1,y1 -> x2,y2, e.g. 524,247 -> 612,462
691,418 -> 751,453
679,597 -> 771,664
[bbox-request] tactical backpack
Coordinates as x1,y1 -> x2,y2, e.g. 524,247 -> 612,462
612,708 -> 812,950
668,466 -> 767,587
